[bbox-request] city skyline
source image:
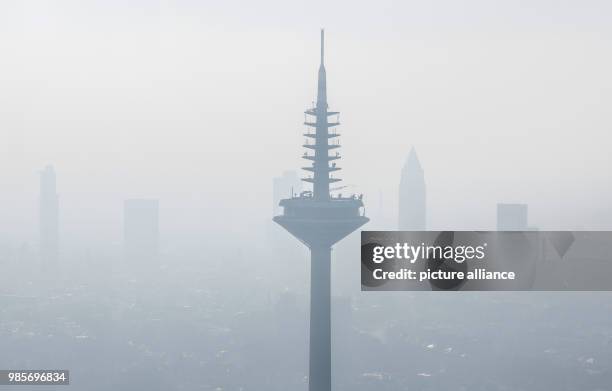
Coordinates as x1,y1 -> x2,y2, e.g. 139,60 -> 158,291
3,2 -> 612,247
1,3 -> 611,390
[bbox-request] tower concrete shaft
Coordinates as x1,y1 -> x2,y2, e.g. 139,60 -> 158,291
274,30 -> 368,391
309,245 -> 331,391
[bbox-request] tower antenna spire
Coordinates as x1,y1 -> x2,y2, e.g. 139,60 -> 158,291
320,28 -> 325,65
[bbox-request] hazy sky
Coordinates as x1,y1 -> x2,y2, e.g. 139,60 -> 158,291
1,1 -> 611,247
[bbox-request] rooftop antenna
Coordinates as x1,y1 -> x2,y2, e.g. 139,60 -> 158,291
320,28 -> 325,65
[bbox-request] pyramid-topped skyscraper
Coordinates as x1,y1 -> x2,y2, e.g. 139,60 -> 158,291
399,146 -> 426,230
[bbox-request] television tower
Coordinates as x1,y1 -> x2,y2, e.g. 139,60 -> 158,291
273,30 -> 368,391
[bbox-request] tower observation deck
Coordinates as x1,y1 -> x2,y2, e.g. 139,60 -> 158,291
273,30 -> 368,391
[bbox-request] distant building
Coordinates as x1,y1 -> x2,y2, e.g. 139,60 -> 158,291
124,199 -> 159,264
269,171 -> 308,294
272,171 -> 301,216
39,165 -> 59,269
274,290 -> 305,331
332,296 -> 353,389
331,296 -> 352,340
497,203 -> 528,231
398,147 -> 426,230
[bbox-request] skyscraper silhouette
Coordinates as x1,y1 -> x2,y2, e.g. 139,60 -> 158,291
398,147 -> 426,230
272,170 -> 301,216
497,203 -> 528,231
39,165 -> 59,270
274,30 -> 368,391
124,199 -> 159,265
